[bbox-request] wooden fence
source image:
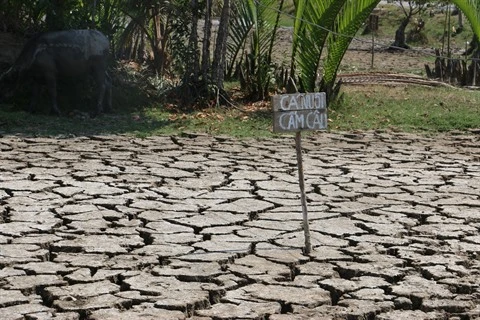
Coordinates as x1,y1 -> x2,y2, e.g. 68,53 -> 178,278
425,49 -> 480,87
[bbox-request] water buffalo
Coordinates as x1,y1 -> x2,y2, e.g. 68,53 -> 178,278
0,29 -> 111,116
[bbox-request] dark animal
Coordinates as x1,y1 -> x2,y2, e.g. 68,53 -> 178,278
0,29 -> 111,116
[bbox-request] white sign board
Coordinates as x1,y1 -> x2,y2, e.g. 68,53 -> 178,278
272,92 -> 327,133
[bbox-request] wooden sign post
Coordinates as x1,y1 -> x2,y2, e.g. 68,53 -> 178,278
272,92 -> 327,254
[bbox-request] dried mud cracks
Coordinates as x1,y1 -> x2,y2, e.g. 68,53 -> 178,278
0,131 -> 479,319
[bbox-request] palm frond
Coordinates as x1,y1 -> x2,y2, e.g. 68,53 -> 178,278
321,0 -> 380,97
226,0 -> 282,99
225,0 -> 255,78
452,0 -> 480,40
291,0 -> 346,92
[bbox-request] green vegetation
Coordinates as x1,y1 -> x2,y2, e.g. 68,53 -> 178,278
330,85 -> 480,132
1,1 -> 480,138
2,84 -> 479,137
374,3 -> 473,48
0,103 -> 271,138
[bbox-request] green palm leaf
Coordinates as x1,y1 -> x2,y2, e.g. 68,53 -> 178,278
291,0 -> 346,92
226,0 -> 278,79
452,0 -> 480,40
226,0 -> 282,99
226,1 -> 255,78
321,0 -> 380,97
321,0 -> 480,100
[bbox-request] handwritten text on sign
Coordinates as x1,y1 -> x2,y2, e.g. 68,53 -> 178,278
272,92 -> 327,133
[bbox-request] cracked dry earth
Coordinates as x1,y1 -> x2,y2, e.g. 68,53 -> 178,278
0,131 -> 480,320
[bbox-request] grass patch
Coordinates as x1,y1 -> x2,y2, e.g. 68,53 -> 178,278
1,84 -> 479,138
330,85 -> 480,132
1,4 -> 478,138
0,101 -> 274,138
0,108 -> 168,137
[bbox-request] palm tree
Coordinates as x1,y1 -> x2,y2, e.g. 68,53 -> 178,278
290,0 -> 381,100
290,0 -> 480,102
454,0 -> 480,39
321,0 -> 380,99
290,0 -> 347,93
226,0 -> 284,100
117,0 -> 173,74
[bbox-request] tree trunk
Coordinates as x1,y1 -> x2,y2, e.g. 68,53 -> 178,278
188,0 -> 200,78
92,0 -> 97,29
201,0 -> 212,81
465,35 -> 480,57
151,14 -> 166,74
391,18 -> 410,49
46,0 -> 67,31
211,0 -> 230,93
179,0 -> 201,107
389,0 -> 428,50
457,7 -> 463,32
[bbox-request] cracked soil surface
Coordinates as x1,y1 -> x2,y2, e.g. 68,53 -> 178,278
0,131 -> 480,319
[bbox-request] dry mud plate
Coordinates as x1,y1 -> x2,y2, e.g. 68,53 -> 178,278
0,131 -> 479,320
